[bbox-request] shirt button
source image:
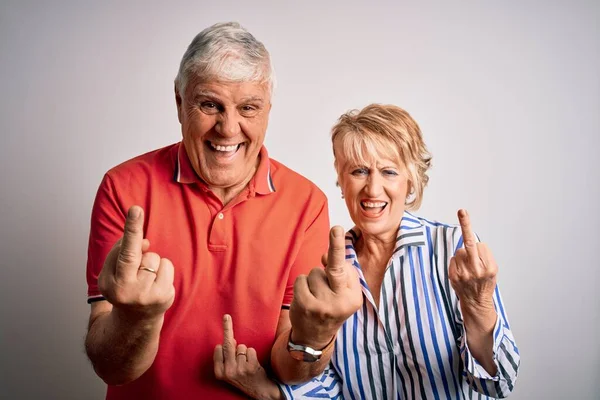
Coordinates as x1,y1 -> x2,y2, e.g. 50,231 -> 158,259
218,212 -> 224,220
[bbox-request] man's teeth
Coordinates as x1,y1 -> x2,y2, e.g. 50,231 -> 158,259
362,201 -> 387,208
211,143 -> 239,152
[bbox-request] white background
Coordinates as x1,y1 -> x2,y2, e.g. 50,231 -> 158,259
1,1 -> 598,398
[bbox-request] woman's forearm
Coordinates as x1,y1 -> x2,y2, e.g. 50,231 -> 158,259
461,303 -> 498,376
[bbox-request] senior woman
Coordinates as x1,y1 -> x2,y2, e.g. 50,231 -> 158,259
215,104 -> 520,399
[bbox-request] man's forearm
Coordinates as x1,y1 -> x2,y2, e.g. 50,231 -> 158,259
85,309 -> 164,385
270,328 -> 334,385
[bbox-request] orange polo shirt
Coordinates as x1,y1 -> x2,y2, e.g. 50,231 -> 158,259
86,142 -> 329,399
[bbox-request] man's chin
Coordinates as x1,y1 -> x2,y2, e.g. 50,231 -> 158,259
202,171 -> 249,189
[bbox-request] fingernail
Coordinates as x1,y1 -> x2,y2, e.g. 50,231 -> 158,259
332,226 -> 343,238
128,206 -> 140,220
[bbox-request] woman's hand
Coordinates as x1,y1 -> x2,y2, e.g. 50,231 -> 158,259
449,209 -> 498,375
449,209 -> 498,321
213,315 -> 283,400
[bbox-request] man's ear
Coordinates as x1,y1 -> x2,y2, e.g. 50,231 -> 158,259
175,83 -> 183,123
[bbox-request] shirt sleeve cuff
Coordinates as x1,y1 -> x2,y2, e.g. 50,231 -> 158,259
275,366 -> 342,399
277,382 -> 294,400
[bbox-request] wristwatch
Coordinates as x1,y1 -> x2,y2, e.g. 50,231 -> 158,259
287,330 -> 335,362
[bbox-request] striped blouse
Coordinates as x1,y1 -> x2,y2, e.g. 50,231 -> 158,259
280,212 -> 520,399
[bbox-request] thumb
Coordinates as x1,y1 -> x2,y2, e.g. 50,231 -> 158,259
326,226 -> 347,292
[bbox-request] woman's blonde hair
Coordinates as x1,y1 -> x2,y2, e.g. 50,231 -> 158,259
331,104 -> 432,210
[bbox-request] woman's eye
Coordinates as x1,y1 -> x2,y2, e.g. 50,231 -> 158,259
351,168 -> 368,176
383,169 -> 398,176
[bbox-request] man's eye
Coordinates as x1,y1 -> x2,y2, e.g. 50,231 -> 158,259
240,105 -> 259,116
200,102 -> 219,114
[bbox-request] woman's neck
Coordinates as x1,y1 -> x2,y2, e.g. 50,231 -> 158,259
356,230 -> 397,307
356,230 -> 396,270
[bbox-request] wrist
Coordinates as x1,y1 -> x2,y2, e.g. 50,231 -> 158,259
289,329 -> 334,350
461,306 -> 496,334
287,329 -> 336,363
111,307 -> 165,331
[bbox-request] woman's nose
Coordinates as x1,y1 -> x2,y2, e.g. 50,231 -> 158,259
364,174 -> 383,197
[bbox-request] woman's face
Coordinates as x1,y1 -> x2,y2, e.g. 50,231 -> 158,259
335,142 -> 410,239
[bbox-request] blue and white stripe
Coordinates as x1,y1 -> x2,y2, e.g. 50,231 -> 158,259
281,212 -> 519,399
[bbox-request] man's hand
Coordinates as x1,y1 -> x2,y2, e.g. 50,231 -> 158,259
449,209 -> 497,330
214,315 -> 282,400
98,205 -> 175,322
289,226 -> 363,349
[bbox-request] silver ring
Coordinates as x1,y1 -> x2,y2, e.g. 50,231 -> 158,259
139,267 -> 157,274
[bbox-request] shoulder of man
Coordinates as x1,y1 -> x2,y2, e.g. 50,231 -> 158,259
268,157 -> 327,202
105,142 -> 179,184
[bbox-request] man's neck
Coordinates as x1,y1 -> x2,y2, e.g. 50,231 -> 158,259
211,163 -> 258,206
212,184 -> 248,206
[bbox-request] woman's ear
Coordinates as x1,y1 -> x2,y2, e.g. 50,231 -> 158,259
405,182 -> 416,204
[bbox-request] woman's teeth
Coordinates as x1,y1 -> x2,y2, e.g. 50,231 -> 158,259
362,201 -> 387,208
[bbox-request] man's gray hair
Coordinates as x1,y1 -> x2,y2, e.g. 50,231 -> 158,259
175,22 -> 275,95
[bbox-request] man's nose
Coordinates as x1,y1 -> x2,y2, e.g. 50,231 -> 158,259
215,112 -> 241,137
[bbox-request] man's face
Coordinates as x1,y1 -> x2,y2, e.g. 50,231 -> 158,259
176,77 -> 271,193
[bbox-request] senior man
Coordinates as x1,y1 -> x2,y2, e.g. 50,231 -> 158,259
84,22 -> 359,399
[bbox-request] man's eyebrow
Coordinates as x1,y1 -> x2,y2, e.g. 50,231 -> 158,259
240,95 -> 265,103
194,91 -> 264,104
195,90 -> 221,99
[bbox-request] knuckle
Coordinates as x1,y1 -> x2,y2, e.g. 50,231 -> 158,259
314,304 -> 334,321
224,366 -> 236,378
236,364 -> 248,376
166,286 -> 176,300
463,237 -> 475,245
111,290 -> 134,306
117,251 -> 136,265
161,257 -> 174,270
302,299 -> 321,315
351,295 -> 363,310
141,252 -> 160,267
308,267 -> 324,278
294,274 -> 307,285
124,221 -> 142,235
